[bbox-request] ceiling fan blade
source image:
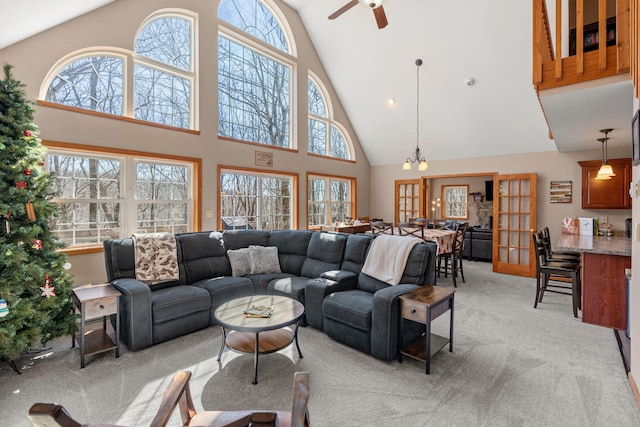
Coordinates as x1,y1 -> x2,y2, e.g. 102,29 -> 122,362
373,6 -> 388,29
328,0 -> 359,20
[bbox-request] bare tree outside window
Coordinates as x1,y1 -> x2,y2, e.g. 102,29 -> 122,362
46,56 -> 123,115
308,176 -> 352,226
220,171 -> 292,230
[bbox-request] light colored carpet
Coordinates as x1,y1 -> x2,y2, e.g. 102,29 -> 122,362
2,262 -> 639,426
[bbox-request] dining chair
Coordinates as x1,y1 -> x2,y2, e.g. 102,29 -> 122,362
397,221 -> 425,239
532,230 -> 581,317
370,220 -> 394,235
436,222 -> 468,287
541,226 -> 581,261
29,371 -> 311,427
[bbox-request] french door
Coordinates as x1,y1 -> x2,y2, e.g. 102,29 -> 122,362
492,173 -> 537,277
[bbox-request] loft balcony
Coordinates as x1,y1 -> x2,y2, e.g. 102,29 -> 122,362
533,0 -> 635,152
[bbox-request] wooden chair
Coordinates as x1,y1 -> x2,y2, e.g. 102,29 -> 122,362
370,221 -> 393,235
436,222 -> 468,287
397,222 -> 425,239
29,371 -> 310,427
541,226 -> 580,261
532,230 -> 581,317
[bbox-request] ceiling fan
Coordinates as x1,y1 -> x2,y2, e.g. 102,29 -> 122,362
328,0 -> 388,29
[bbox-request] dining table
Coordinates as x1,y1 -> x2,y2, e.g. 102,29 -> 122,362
376,227 -> 456,255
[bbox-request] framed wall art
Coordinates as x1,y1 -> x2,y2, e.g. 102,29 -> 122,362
550,180 -> 572,203
255,151 -> 273,167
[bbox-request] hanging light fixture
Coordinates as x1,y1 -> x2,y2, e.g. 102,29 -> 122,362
403,59 -> 428,171
595,128 -> 615,181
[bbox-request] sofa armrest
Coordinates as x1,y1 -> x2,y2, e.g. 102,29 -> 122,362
371,284 -> 421,360
320,270 -> 357,282
110,278 -> 153,351
305,271 -> 358,331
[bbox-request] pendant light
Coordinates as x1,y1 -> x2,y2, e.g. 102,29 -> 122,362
403,59 -> 428,171
595,128 -> 615,181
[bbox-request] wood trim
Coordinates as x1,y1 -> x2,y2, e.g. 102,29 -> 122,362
420,172 -> 498,180
37,101 -> 200,135
218,135 -> 298,154
617,0 -> 632,73
307,152 -> 356,164
630,372 -> 640,410
217,165 -> 299,231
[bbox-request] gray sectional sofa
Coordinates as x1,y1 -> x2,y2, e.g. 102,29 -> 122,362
103,229 -> 437,360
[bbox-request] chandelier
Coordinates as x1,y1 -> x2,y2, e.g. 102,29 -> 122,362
403,59 -> 428,171
595,128 -> 615,181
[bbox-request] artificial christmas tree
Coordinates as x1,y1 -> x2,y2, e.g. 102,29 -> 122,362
0,64 -> 75,370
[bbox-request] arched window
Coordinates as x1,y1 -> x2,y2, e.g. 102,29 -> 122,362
308,76 -> 353,160
134,13 -> 194,128
45,55 -> 124,116
43,10 -> 196,130
218,0 -> 294,148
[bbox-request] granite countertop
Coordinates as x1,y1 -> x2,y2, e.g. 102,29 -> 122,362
555,234 -> 631,256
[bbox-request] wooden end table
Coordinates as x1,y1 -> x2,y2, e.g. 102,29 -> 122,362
71,284 -> 120,368
398,285 -> 454,374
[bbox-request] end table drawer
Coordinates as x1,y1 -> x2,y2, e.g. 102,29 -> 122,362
401,300 -> 427,322
84,296 -> 118,319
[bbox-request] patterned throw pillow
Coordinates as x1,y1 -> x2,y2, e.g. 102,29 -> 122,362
227,248 -> 252,277
249,245 -> 281,274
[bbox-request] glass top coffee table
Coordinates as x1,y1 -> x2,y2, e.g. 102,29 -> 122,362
214,295 -> 305,384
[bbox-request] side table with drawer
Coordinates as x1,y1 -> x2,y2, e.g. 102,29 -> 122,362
71,283 -> 121,368
398,285 -> 455,374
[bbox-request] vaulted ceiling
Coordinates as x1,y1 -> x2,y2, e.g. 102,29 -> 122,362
3,0 -> 633,166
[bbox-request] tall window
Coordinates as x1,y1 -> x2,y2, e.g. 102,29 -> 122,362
47,147 -> 195,247
220,169 -> 295,230
442,185 -> 469,219
43,11 -> 196,129
308,175 -> 353,227
308,76 -> 351,160
218,0 -> 293,148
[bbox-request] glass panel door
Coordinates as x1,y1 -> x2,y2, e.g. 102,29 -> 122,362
493,173 -> 537,277
395,179 -> 424,224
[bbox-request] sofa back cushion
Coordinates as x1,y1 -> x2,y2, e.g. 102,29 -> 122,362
268,230 -> 313,275
357,240 -> 437,293
178,232 -> 231,284
223,230 -> 271,250
300,232 -> 347,278
104,238 -> 136,281
341,234 -> 373,273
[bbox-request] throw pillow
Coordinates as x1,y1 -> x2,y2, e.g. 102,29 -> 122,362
249,245 -> 281,275
227,248 -> 252,277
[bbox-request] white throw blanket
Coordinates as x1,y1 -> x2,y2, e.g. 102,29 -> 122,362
361,235 -> 420,285
133,232 -> 180,285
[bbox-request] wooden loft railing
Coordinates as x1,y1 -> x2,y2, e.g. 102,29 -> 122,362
533,0 -> 631,92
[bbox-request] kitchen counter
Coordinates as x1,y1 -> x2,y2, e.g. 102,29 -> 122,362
555,233 -> 630,330
555,234 -> 631,257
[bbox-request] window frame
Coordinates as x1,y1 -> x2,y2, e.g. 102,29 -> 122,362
307,73 -> 354,162
307,172 -> 356,228
39,9 -> 198,131
218,165 -> 299,231
44,140 -> 202,255
441,184 -> 469,219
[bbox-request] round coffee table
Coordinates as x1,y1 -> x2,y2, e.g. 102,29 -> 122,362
214,295 -> 305,384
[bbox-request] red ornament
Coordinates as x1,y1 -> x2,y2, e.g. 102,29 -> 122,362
32,239 -> 42,250
24,168 -> 31,176
24,130 -> 32,137
16,181 -> 27,189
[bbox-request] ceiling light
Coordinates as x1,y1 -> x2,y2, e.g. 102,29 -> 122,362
595,128 -> 615,181
359,0 -> 385,9
387,98 -> 396,105
403,59 -> 428,171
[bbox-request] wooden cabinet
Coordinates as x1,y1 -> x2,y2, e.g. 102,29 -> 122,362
578,158 -> 631,209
